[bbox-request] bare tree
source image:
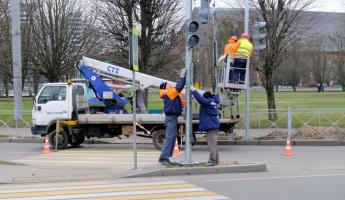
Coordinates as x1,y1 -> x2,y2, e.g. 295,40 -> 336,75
0,0 -> 12,96
330,32 -> 345,91
252,0 -> 314,120
95,0 -> 183,74
26,0 -> 101,82
309,36 -> 333,92
274,44 -> 306,92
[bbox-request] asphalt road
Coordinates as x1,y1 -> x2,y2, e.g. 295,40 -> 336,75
1,143 -> 345,200
185,145 -> 345,200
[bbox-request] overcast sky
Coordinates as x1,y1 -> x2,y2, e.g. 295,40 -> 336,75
192,0 -> 345,13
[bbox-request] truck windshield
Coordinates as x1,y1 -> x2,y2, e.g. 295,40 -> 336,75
38,86 -> 67,104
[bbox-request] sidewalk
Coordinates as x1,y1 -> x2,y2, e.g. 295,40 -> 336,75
0,144 -> 265,184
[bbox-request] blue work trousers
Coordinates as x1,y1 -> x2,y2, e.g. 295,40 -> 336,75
159,115 -> 178,162
230,58 -> 247,83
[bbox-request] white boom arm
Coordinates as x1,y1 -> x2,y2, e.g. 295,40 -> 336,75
81,57 -> 177,90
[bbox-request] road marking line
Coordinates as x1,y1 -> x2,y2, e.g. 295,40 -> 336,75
154,195 -> 228,200
33,154 -> 160,157
81,191 -> 221,200
15,157 -> 158,161
17,154 -> 160,158
0,188 -> 205,200
0,152 -> 40,154
13,160 -> 155,165
53,151 -> 159,154
0,180 -> 114,190
0,183 -> 195,198
0,181 -> 186,194
205,173 -> 345,182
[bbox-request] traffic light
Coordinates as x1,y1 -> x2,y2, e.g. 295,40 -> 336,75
185,20 -> 200,48
200,0 -> 210,24
253,21 -> 267,55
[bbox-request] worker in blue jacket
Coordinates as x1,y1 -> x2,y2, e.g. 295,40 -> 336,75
158,68 -> 187,165
191,87 -> 220,166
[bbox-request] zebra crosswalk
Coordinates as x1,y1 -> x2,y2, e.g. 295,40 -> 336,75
0,180 -> 228,200
13,149 -> 161,168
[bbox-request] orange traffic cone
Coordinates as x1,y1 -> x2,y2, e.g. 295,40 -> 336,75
43,135 -> 51,155
283,138 -> 294,156
173,139 -> 182,157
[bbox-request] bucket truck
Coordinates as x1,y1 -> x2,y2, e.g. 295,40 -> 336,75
31,57 -> 240,149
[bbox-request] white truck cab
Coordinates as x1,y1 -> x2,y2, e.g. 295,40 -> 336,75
31,82 -> 87,136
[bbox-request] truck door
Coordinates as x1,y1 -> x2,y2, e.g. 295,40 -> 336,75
33,85 -> 70,126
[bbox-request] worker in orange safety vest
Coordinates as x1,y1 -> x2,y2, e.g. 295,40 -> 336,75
158,68 -> 186,165
223,35 -> 238,57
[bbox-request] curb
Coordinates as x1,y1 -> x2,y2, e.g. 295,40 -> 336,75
1,138 -> 345,146
196,140 -> 235,145
124,163 -> 267,178
259,140 -> 288,146
294,140 -> 342,146
235,140 -> 260,145
0,138 -> 43,143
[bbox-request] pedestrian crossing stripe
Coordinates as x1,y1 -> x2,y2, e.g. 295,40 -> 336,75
0,180 -> 113,190
14,160 -> 155,165
0,180 -> 228,200
13,149 -> 160,167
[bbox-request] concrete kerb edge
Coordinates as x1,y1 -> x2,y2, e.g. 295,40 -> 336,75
123,163 -> 267,178
294,140 -> 343,146
1,138 -> 44,143
1,138 -> 344,146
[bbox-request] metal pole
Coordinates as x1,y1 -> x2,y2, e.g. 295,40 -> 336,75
129,27 -> 138,170
212,4 -> 219,95
132,70 -> 137,170
10,0 -> 23,120
287,107 -> 292,138
244,0 -> 250,139
181,0 -> 195,165
244,0 -> 249,33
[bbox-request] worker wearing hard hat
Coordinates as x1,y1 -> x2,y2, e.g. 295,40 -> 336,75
230,32 -> 253,84
235,32 -> 253,58
222,35 -> 238,84
158,68 -> 186,165
224,35 -> 238,57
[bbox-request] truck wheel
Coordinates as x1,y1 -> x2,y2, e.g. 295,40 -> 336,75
153,129 -> 165,150
68,134 -> 85,147
48,130 -> 69,149
152,130 -> 182,150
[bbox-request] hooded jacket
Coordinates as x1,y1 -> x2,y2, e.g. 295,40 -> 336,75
192,91 -> 220,131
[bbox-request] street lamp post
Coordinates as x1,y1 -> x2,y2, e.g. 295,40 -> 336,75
244,0 -> 250,140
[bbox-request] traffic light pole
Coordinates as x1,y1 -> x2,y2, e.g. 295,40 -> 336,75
10,0 -> 23,121
244,0 -> 250,140
181,0 -> 195,165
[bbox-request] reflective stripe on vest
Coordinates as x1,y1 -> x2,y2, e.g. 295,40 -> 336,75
237,39 -> 253,58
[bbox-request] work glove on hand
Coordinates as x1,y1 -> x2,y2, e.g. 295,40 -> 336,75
179,68 -> 187,78
190,85 -> 195,92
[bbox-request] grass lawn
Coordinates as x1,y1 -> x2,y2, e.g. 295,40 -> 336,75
235,91 -> 345,128
1,91 -> 345,128
237,91 -> 345,110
